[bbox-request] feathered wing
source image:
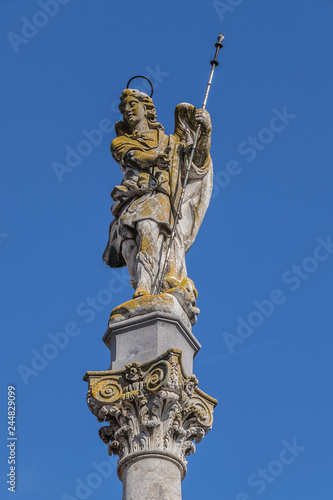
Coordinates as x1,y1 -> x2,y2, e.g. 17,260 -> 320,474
173,103 -> 213,254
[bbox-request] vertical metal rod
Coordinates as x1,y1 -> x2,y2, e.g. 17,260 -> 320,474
155,33 -> 224,294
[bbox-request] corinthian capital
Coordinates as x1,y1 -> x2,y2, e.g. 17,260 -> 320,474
84,349 -> 217,480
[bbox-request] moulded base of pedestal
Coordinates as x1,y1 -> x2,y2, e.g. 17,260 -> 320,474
120,453 -> 183,500
102,311 -> 201,376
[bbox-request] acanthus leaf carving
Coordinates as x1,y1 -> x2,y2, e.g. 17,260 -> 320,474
84,349 -> 217,473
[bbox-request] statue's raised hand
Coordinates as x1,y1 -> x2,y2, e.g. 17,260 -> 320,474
194,109 -> 212,133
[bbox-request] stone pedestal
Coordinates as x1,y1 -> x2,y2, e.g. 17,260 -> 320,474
103,312 -> 201,376
84,315 -> 217,499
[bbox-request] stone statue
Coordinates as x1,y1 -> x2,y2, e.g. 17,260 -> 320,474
87,37 -> 223,500
103,88 -> 213,328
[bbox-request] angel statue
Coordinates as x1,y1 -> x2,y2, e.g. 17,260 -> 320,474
103,85 -> 213,329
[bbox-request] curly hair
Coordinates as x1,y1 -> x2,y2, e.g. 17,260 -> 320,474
118,89 -> 163,130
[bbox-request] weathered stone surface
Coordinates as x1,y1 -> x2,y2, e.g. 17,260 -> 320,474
102,88 -> 213,327
121,455 -> 182,500
109,279 -> 199,329
84,349 -> 217,487
103,312 -> 201,377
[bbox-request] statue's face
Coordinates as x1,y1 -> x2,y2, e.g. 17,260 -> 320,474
122,96 -> 146,128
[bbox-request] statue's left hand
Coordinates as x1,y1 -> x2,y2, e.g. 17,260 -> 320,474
195,109 -> 212,133
155,153 -> 171,170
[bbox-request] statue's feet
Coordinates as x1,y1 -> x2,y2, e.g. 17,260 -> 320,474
133,287 -> 150,299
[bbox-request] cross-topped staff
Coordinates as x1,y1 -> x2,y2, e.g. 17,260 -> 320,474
155,32 -> 224,294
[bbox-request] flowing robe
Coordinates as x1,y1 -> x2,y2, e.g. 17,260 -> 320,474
103,103 -> 213,287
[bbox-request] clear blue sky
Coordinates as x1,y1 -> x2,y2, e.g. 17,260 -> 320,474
1,0 -> 333,499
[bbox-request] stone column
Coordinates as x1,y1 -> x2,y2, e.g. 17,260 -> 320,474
84,314 -> 217,499
121,454 -> 182,500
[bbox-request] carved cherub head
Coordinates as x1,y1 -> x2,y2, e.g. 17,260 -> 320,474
125,361 -> 143,382
184,375 -> 199,396
167,278 -> 200,326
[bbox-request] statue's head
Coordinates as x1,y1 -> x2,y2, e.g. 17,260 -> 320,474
118,89 -> 162,131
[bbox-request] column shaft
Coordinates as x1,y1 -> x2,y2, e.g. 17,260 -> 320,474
122,456 -> 182,500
